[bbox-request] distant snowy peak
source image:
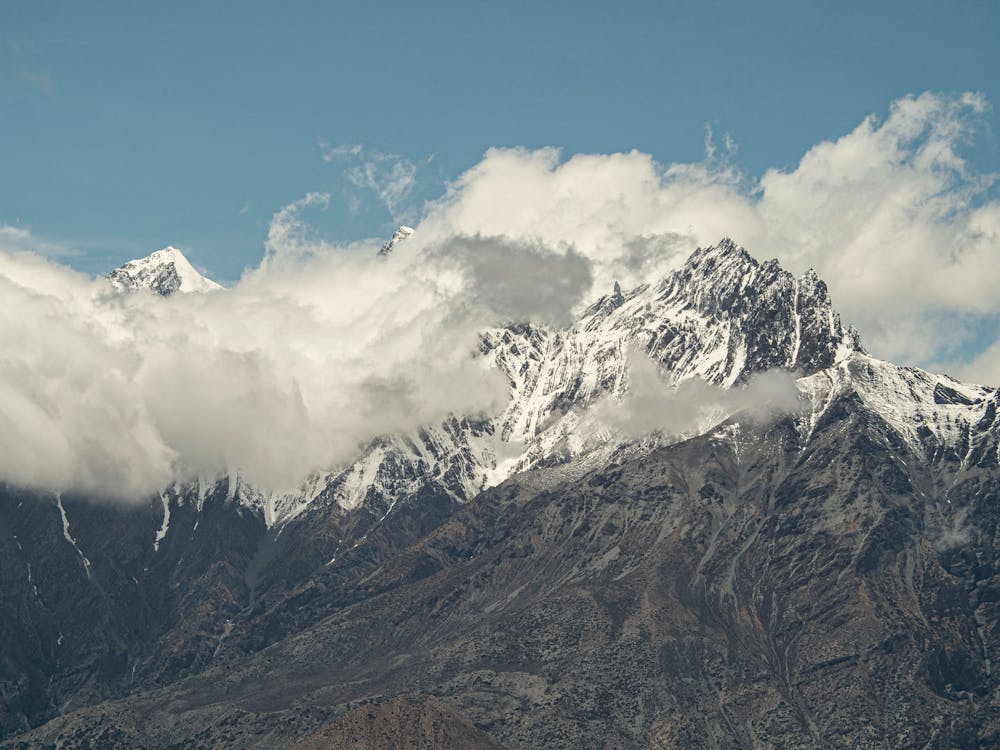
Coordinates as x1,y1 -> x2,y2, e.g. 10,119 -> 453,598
107,246 -> 222,296
377,226 -> 415,257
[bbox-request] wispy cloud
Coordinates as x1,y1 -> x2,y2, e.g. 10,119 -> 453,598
319,142 -> 363,161
319,141 -> 428,219
703,122 -> 737,162
0,225 -> 76,257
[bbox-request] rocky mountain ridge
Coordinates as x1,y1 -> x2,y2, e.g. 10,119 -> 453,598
90,234 -> 1000,568
1,233 -> 998,748
155,235 -> 871,527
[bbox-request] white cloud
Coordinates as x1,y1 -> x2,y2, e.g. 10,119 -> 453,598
703,122 -> 737,163
594,349 -> 803,439
753,93 -> 999,355
0,225 -> 76,258
413,146 -> 756,295
318,141 -> 363,161
413,92 -> 1000,373
0,199 -> 592,500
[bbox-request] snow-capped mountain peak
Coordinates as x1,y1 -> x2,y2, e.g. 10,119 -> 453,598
249,238 -> 872,525
103,236 -> 994,536
107,246 -> 222,295
377,226 -> 415,257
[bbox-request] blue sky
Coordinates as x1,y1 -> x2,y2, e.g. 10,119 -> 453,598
2,0 -> 999,282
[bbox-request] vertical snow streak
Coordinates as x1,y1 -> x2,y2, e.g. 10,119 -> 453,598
154,492 -> 171,552
790,283 -> 801,369
26,563 -> 40,600
55,493 -> 92,578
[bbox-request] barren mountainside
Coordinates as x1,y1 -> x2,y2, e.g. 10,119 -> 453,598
1,237 -> 998,748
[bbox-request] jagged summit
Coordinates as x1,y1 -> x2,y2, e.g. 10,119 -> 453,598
213,237 -> 875,524
686,235 -> 749,263
107,246 -> 222,296
377,225 -> 415,257
575,238 -> 864,381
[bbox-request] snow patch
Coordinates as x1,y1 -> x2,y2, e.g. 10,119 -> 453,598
153,492 -> 171,552
55,493 -> 92,578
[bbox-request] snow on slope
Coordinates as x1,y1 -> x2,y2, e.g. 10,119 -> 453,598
474,238 -> 864,475
133,234 -> 1000,527
107,246 -> 222,295
797,353 -> 997,465
230,237 -> 869,524
377,226 -> 415,257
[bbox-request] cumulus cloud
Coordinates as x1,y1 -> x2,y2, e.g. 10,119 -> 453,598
0,201 -> 593,500
594,350 -> 803,440
413,92 -> 1000,373
754,93 -> 999,362
412,145 -> 753,294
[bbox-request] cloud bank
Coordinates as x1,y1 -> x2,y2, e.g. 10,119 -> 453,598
0,207 -> 591,499
1,91 -> 998,500
411,91 -> 1000,371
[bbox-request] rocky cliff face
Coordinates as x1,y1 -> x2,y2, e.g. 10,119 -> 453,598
1,237 -> 998,748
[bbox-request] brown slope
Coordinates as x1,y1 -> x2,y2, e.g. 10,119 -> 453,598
289,694 -> 508,750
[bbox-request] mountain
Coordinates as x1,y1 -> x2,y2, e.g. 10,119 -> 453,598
288,694 -> 509,750
1,237 -> 998,748
106,246 -> 222,295
377,225 -> 414,257
222,236 -> 867,528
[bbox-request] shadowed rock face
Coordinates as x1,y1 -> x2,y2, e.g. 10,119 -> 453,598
0,481 -> 461,739
4,389 -> 998,749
